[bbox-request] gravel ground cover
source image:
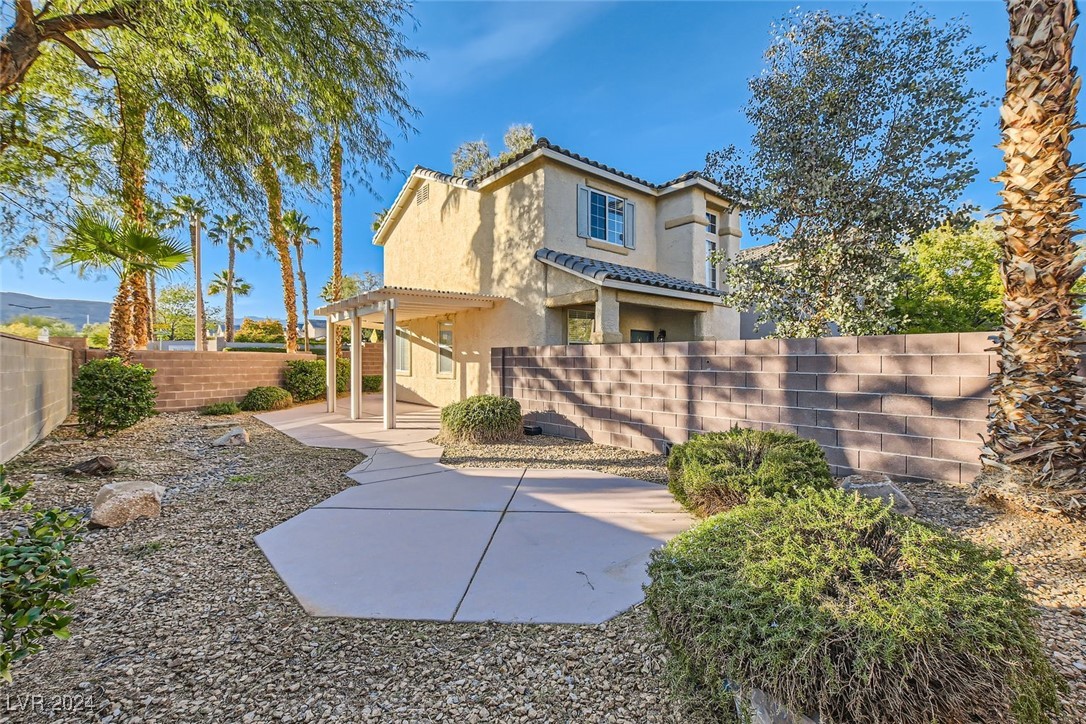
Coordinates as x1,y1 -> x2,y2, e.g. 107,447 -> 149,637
1,414 -> 680,724
3,419 -> 1083,722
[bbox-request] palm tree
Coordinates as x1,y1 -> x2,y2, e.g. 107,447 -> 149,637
207,213 -> 255,342
55,211 -> 189,361
207,270 -> 253,340
168,195 -> 210,350
330,130 -> 344,353
984,0 -> 1086,516
283,210 -> 320,352
256,159 -> 299,353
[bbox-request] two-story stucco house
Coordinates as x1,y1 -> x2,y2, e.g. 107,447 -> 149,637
316,138 -> 742,422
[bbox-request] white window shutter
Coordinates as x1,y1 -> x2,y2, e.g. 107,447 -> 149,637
576,185 -> 590,238
624,200 -> 636,249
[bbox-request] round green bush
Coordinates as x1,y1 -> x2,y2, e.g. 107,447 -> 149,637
645,490 -> 1064,723
284,359 -> 326,401
667,427 -> 833,516
239,386 -> 293,412
440,395 -> 522,443
72,358 -> 158,436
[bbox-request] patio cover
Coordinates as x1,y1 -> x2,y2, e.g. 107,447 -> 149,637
314,287 -> 504,429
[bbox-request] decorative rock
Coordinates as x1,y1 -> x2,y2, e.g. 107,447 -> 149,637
745,688 -> 818,724
90,481 -> 165,528
840,474 -> 917,516
212,427 -> 250,447
63,455 -> 118,476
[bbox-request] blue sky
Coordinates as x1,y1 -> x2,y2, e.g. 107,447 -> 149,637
0,1 -> 1027,320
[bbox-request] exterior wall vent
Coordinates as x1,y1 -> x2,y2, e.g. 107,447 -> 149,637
415,183 -> 430,205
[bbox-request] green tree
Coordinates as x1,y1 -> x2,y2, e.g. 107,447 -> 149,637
283,210 -> 320,352
0,315 -> 77,338
207,213 -> 255,341
53,210 -> 189,360
708,8 -> 992,338
452,123 -> 535,177
81,322 -> 109,348
894,221 -> 1004,333
155,284 -> 222,341
235,318 -> 286,344
166,196 -> 210,349
320,271 -> 383,304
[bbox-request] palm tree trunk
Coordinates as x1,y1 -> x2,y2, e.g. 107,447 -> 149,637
295,242 -> 310,352
191,216 -> 205,350
108,273 -> 134,361
148,271 -> 156,343
331,131 -> 344,356
115,83 -> 150,349
226,242 -> 236,343
983,0 -> 1086,515
256,159 -> 297,353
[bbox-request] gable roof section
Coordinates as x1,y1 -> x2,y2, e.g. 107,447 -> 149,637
373,138 -> 738,246
535,248 -> 720,299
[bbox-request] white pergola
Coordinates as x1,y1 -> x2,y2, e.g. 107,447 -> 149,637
315,286 -> 503,429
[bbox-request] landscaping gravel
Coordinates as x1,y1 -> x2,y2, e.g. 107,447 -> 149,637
1,415 -> 682,724
3,420 -> 1083,721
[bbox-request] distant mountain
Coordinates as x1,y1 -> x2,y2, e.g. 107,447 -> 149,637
0,291 -> 112,327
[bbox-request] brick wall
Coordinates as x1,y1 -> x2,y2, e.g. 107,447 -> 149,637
1,333 -> 72,463
84,349 -> 319,412
494,332 -> 1000,484
360,344 -> 383,376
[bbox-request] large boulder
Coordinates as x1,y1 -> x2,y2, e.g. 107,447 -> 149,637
90,481 -> 165,528
212,427 -> 250,447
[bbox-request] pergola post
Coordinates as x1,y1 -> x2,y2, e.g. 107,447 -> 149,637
350,313 -> 362,420
383,299 -> 397,430
325,318 -> 336,413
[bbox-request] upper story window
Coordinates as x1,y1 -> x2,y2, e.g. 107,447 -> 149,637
577,185 -> 636,250
706,212 -> 718,234
706,239 -> 719,290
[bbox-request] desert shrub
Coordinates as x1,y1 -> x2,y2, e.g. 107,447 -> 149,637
440,395 -> 522,443
239,386 -> 293,411
235,318 -> 286,343
72,358 -> 157,436
1,466 -> 97,682
200,401 -> 241,416
667,427 -> 832,516
284,359 -> 326,401
645,490 -> 1064,723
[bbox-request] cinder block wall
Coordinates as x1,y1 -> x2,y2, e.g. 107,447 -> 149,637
360,344 -> 383,375
85,350 -> 319,412
494,332 -> 998,484
1,333 -> 72,463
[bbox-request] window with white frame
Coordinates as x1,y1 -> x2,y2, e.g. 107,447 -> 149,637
706,212 -> 718,234
577,185 -> 635,249
567,309 -> 594,344
437,322 -> 454,376
395,329 -> 411,374
706,239 -> 719,290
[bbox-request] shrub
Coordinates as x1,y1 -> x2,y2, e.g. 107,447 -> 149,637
440,395 -> 522,443
1,466 -> 97,682
362,374 -> 381,392
284,359 -> 326,401
235,318 -> 286,343
239,386 -> 293,411
645,490 -> 1064,723
72,358 -> 158,436
667,427 -> 832,516
200,401 -> 241,416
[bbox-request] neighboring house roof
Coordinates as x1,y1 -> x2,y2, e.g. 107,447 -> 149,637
373,138 -> 739,247
735,243 -> 779,264
535,248 -> 720,298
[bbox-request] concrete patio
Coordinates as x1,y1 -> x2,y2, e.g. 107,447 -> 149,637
254,399 -> 692,624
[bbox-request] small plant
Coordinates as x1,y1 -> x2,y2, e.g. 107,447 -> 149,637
239,386 -> 293,412
645,490 -> 1064,723
667,427 -> 832,516
72,358 -> 158,436
440,395 -> 522,443
1,466 -> 97,682
200,401 -> 241,416
361,374 -> 381,392
226,474 -> 258,489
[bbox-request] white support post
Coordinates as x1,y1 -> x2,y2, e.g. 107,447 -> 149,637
350,314 -> 363,420
325,318 -> 336,413
383,300 -> 397,430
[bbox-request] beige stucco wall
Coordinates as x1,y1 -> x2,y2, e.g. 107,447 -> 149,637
1,333 -> 72,463
378,158 -> 742,407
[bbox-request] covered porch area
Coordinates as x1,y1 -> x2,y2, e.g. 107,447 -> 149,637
315,286 -> 503,430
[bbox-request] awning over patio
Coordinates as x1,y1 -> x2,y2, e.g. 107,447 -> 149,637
314,286 -> 505,430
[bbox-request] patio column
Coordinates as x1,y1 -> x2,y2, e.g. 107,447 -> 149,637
382,300 -> 397,430
350,314 -> 363,420
325,318 -> 336,413
590,287 -> 622,344
693,311 -> 715,342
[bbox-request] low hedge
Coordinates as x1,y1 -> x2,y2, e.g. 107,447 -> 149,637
282,358 -> 376,400
239,386 -> 293,411
200,401 -> 241,416
667,427 -> 832,516
645,490 -> 1063,723
72,358 -> 158,436
440,395 -> 522,443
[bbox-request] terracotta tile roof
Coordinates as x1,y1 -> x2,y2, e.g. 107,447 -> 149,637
535,248 -> 720,297
735,243 -> 778,264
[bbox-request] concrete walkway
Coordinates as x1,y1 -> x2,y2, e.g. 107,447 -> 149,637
255,399 -> 692,624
